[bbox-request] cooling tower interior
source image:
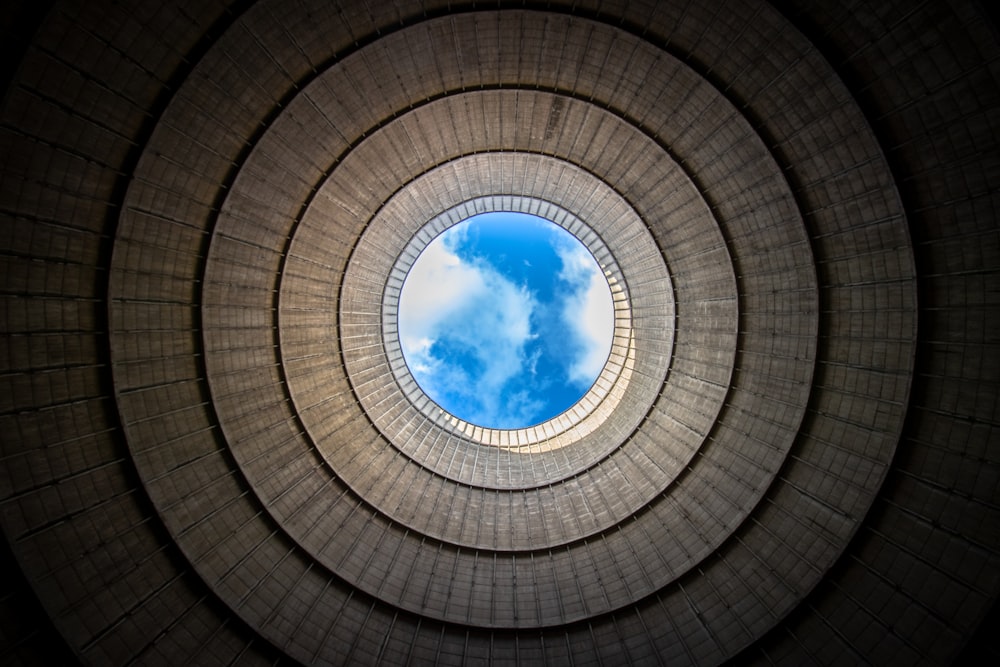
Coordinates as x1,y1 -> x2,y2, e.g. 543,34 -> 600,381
1,0 -> 998,664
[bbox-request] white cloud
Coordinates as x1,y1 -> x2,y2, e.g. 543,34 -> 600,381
398,231 -> 538,425
398,240 -> 475,341
555,241 -> 615,387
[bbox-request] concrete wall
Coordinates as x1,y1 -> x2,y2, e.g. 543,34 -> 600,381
1,1 -> 997,665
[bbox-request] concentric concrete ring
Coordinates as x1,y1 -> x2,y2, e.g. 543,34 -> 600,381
10,0 -> 984,664
103,0 -> 913,644
366,193 -> 639,451
105,4 -> 909,640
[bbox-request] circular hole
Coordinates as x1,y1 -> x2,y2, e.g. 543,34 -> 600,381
398,212 -> 615,429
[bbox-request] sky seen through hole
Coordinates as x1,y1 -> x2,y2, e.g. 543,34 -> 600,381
398,212 -> 615,429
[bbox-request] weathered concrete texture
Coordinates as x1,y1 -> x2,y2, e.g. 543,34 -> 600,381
0,0 -> 997,665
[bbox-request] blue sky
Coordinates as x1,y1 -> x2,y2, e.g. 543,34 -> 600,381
398,212 -> 614,429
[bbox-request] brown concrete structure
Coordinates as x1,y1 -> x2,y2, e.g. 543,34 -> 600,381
1,1 -> 997,664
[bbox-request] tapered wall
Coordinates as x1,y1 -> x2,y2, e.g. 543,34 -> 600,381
1,1 -> 998,665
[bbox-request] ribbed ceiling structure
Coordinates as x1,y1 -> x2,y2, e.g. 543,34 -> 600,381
1,1 -> 998,665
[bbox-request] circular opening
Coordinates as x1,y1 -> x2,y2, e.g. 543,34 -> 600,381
398,212 -> 615,429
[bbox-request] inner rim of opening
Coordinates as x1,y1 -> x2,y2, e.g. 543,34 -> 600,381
380,197 -> 633,447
